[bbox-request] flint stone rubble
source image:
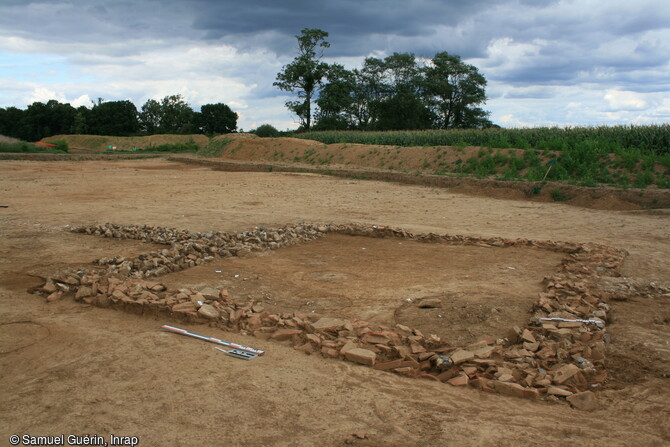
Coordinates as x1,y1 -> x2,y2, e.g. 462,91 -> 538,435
32,221 -> 658,410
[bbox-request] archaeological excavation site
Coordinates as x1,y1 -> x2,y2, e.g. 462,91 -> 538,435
3,159 -> 669,446
30,219 -> 660,411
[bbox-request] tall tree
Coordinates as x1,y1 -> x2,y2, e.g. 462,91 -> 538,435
274,28 -> 330,130
374,53 -> 434,130
138,99 -> 161,133
138,95 -> 196,134
349,61 -> 386,129
88,100 -> 139,135
199,103 -> 238,134
423,52 -> 491,129
71,106 -> 90,134
0,107 -> 24,139
314,64 -> 357,130
156,94 -> 195,134
313,50 -> 492,130
20,100 -> 76,141
348,53 -> 432,130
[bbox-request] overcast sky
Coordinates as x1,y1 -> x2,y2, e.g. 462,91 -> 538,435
1,0 -> 669,130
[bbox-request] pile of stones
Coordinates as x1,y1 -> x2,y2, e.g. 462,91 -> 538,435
74,222 -> 331,278
34,222 -> 645,411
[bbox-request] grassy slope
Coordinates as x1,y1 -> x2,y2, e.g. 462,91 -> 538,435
35,133 -> 670,189
212,136 -> 669,189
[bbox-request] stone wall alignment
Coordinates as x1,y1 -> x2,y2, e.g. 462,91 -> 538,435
33,221 -> 667,410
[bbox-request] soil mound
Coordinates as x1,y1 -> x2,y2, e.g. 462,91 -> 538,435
0,134 -> 21,143
42,134 -> 210,152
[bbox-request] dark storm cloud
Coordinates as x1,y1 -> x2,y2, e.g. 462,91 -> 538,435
186,0 -> 495,57
190,0 -> 484,37
3,0 -> 668,75
0,0 -> 198,48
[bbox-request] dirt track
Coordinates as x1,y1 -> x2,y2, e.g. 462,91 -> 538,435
1,158 -> 669,446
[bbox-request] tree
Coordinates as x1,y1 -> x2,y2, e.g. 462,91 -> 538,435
88,100 -> 139,135
138,95 -> 196,134
0,107 -> 24,139
372,53 -> 434,130
251,124 -> 280,137
71,106 -> 90,134
199,103 -> 238,134
347,63 -> 384,129
311,49 -> 492,130
19,100 -> 76,141
157,94 -> 195,134
138,99 -> 161,133
423,52 -> 491,128
274,28 -> 330,130
314,64 -> 357,130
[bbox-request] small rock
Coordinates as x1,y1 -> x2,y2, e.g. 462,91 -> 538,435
496,373 -> 515,383
42,279 -> 58,293
271,328 -> 303,341
95,294 -> 110,308
521,329 -> 536,343
410,341 -> 427,354
339,340 -> 358,355
547,386 -> 574,397
75,286 -> 93,301
311,317 -> 346,331
566,391 -> 598,411
450,349 -> 475,364
46,291 -> 62,302
199,287 -> 219,300
321,347 -> 340,358
344,348 -> 376,366
552,364 -> 581,385
252,303 -> 265,313
363,333 -> 390,345
198,304 -> 220,319
149,283 -> 166,292
172,302 -> 197,313
62,275 -> 80,286
55,283 -> 70,293
447,374 -> 469,386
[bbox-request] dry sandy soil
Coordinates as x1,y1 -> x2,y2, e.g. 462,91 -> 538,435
1,158 -> 669,446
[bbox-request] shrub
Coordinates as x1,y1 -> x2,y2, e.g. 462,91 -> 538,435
199,138 -> 231,157
253,124 -> 280,138
46,139 -> 69,152
634,171 -> 654,188
0,141 -> 65,153
550,189 -> 569,201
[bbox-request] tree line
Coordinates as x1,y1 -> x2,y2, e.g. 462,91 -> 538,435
0,94 -> 237,142
275,28 -> 493,131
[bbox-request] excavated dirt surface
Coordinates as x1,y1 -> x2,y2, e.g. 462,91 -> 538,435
160,234 -> 563,346
1,158 -> 670,446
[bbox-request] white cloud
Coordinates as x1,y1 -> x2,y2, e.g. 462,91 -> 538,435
71,94 -> 92,108
28,87 -> 67,104
604,90 -> 649,111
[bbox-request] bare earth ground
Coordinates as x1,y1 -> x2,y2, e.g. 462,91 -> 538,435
1,159 -> 669,447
